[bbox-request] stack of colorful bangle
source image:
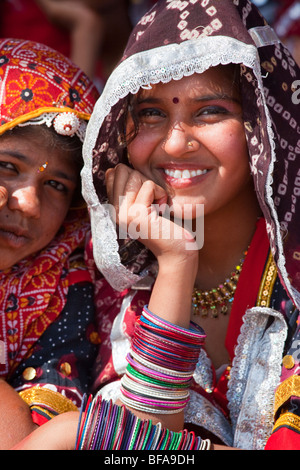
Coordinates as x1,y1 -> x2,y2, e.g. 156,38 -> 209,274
120,306 -> 206,415
75,394 -> 211,450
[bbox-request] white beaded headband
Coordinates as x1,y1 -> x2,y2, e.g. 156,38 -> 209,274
17,111 -> 87,142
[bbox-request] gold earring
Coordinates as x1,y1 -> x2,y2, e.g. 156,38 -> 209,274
187,141 -> 193,148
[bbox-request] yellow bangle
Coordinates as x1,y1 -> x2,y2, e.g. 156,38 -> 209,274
19,386 -> 78,415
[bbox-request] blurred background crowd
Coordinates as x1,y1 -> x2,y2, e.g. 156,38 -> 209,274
0,0 -> 299,91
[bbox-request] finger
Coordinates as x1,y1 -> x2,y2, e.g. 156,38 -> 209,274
108,165 -> 148,214
120,172 -> 168,224
122,170 -> 148,207
105,168 -> 116,204
0,186 -> 8,209
123,181 -> 168,242
105,164 -> 135,208
106,165 -> 145,233
134,180 -> 168,209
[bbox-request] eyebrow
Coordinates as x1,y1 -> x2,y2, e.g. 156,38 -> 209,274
0,149 -> 78,184
52,169 -> 77,185
135,96 -> 161,105
194,93 -> 240,104
0,149 -> 28,161
136,93 -> 240,105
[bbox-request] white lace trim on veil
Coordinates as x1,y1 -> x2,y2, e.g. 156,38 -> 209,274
82,34 -> 292,306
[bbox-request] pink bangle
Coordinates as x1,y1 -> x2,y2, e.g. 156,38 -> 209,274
120,305 -> 205,415
142,306 -> 206,341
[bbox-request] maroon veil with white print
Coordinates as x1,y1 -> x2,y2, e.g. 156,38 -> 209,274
82,0 -> 299,310
82,0 -> 300,450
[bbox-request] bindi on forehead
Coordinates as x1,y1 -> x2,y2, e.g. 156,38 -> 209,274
172,97 -> 179,104
38,161 -> 48,173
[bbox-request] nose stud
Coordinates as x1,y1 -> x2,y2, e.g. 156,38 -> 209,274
187,141 -> 193,148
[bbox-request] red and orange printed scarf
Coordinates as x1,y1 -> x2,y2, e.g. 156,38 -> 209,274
0,209 -> 90,379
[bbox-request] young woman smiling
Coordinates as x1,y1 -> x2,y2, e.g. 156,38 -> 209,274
82,0 -> 300,450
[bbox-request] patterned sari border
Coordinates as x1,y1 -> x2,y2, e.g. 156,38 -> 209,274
274,375 -> 300,416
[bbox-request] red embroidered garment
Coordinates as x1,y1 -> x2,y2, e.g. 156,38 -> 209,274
0,209 -> 90,378
0,38 -> 98,136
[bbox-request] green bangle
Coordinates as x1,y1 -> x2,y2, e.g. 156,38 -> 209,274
127,363 -> 189,388
141,419 -> 153,450
169,431 -> 180,450
129,417 -> 142,450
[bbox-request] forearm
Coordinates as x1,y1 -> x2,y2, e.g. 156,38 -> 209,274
133,257 -> 197,430
149,254 -> 198,329
34,0 -> 104,78
70,7 -> 104,78
106,165 -> 200,436
0,379 -> 37,449
13,401 -> 231,450
121,266 -> 203,434
13,411 -> 79,450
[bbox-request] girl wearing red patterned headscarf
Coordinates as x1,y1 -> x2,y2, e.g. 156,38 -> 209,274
0,38 -> 99,449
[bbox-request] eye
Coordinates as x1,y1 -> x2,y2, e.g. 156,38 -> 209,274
198,105 -> 229,116
193,104 -> 234,125
0,161 -> 17,171
137,107 -> 166,123
46,180 -> 67,193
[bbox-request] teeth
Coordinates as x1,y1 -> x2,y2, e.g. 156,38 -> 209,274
164,168 -> 207,179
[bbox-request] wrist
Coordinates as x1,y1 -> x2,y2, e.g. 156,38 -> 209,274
157,250 -> 198,275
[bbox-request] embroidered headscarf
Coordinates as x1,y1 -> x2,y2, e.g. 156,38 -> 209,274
0,38 -> 99,377
82,0 -> 300,310
0,38 -> 98,140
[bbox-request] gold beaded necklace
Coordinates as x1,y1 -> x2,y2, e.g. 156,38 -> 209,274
192,251 -> 247,318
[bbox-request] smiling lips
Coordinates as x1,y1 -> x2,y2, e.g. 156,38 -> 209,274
164,168 -> 208,179
161,167 -> 209,189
